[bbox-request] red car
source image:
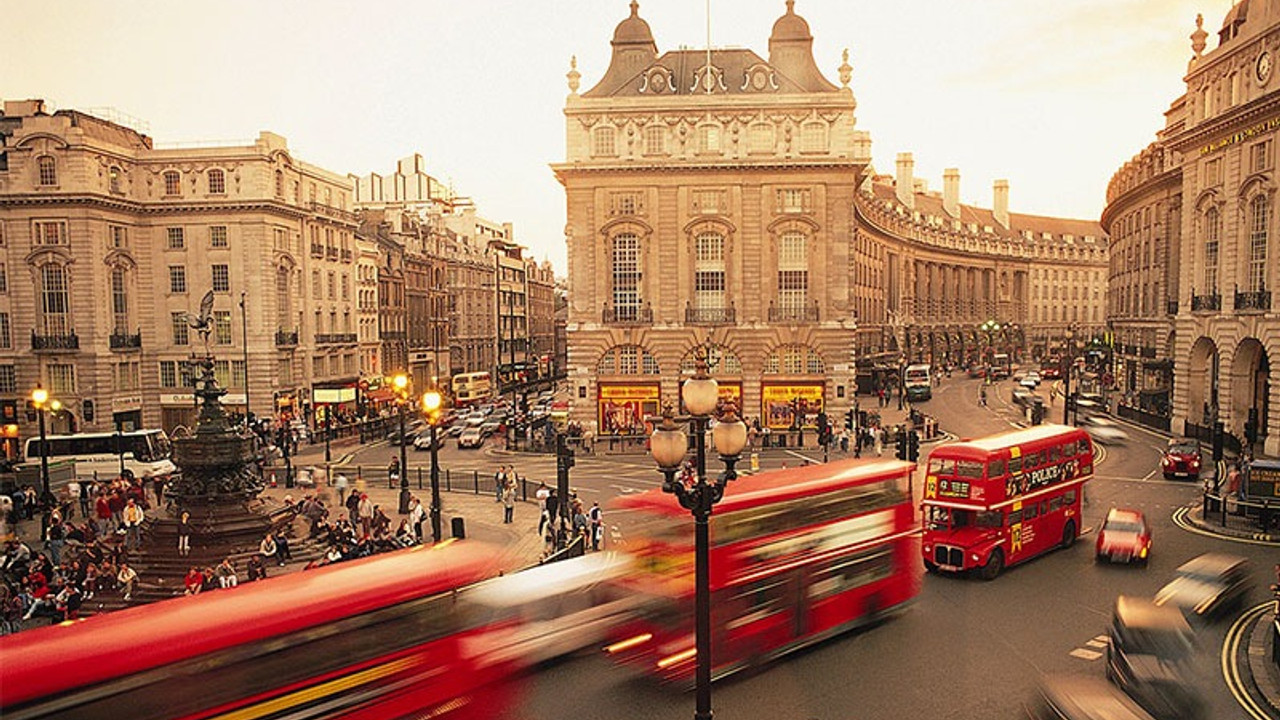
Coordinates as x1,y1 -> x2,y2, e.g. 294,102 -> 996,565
1095,508 -> 1151,565
1161,437 -> 1201,480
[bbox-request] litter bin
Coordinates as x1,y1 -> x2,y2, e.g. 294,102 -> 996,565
451,516 -> 466,540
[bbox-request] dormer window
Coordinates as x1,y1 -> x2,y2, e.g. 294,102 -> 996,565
163,170 -> 181,196
37,156 -> 57,186
109,166 -> 123,194
208,168 -> 226,194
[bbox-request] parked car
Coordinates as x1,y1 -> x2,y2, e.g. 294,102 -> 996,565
413,431 -> 444,451
1079,416 -> 1128,445
1153,553 -> 1253,621
1026,674 -> 1157,720
458,427 -> 485,449
479,420 -> 502,438
1020,371 -> 1042,389
1106,596 -> 1202,720
1160,438 -> 1201,480
1095,508 -> 1151,565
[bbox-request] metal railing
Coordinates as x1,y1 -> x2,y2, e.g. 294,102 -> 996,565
602,305 -> 653,325
684,305 -> 736,325
1234,288 -> 1272,311
315,333 -> 358,345
31,330 -> 79,351
109,330 -> 142,350
275,329 -> 299,347
768,303 -> 820,323
1191,292 -> 1221,312
1166,300 -> 1179,315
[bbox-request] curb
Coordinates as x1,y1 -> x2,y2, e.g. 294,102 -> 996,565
1184,505 -> 1280,543
1246,611 -> 1280,715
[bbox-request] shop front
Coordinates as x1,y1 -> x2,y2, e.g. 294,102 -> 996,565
597,382 -> 660,437
761,382 -> 825,430
112,394 -> 143,432
159,393 -> 197,435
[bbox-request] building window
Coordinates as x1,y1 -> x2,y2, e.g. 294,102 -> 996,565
114,361 -> 140,391
167,227 -> 185,249
0,312 -> 10,349
0,263 -> 6,294
231,360 -> 246,388
214,310 -> 232,345
169,312 -> 189,346
1204,207 -> 1220,291
800,122 -> 828,153
1252,141 -> 1273,173
611,233 -> 641,319
40,265 -> 70,335
1249,195 -> 1269,292
748,123 -> 775,154
697,124 -> 720,154
213,360 -> 231,388
311,270 -> 321,299
694,231 -> 726,310
207,168 -> 226,194
341,273 -> 350,301
47,364 -> 76,395
169,266 -> 187,294
278,358 -> 293,385
1203,158 -> 1222,186
776,188 -> 810,213
159,361 -> 178,388
275,170 -> 284,197
643,125 -> 666,155
277,267 -> 293,326
33,220 -> 66,245
111,267 -> 129,332
592,126 -> 617,157
212,264 -> 230,293
163,170 -> 181,196
109,166 -> 122,194
778,232 -> 808,312
0,366 -> 15,393
37,156 -> 57,186
328,271 -> 336,300
210,225 -> 228,248
110,225 -> 128,249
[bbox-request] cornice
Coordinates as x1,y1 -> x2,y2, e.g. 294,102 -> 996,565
1165,93 -> 1280,153
551,159 -> 864,176
0,193 -> 344,223
1099,168 -> 1183,228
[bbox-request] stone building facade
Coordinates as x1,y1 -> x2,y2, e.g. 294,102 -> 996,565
0,100 -> 359,437
558,2 -> 1107,437
1104,3 -> 1279,456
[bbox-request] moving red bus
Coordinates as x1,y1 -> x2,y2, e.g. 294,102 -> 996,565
921,424 -> 1093,580
606,458 -> 919,683
0,541 -> 522,720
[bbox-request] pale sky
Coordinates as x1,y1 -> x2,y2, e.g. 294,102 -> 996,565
4,0 -> 1236,272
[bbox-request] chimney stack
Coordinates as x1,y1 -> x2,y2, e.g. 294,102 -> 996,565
993,179 -> 1009,229
895,153 -> 915,209
943,168 -> 960,218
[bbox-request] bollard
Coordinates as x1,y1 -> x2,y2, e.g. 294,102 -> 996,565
473,470 -> 479,494
451,516 -> 466,539
750,452 -> 759,473
417,467 -> 423,490
446,468 -> 451,492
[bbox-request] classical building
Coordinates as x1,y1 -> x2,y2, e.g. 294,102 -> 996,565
1104,4 -> 1278,456
0,100 -> 359,437
527,258 -> 557,381
557,2 -> 1107,437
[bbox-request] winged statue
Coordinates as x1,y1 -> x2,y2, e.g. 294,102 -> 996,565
187,290 -> 216,349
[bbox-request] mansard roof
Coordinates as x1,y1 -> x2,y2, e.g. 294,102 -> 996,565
583,47 -> 832,98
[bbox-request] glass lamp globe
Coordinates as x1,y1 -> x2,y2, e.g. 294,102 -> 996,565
712,414 -> 748,457
422,391 -> 442,413
650,423 -> 688,470
683,375 -> 719,417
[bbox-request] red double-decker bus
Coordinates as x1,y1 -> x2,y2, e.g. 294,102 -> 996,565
605,458 -> 919,683
921,424 -> 1093,580
0,541 -> 523,720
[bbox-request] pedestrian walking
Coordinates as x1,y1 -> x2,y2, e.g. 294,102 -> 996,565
494,465 -> 508,502
335,474 -> 349,505
121,498 -> 145,551
535,482 -> 551,536
357,494 -> 374,537
501,481 -> 516,524
873,427 -> 884,457
408,496 -> 426,542
153,475 -> 166,508
66,481 -> 80,520
44,517 -> 65,565
588,502 -> 603,551
177,511 -> 192,556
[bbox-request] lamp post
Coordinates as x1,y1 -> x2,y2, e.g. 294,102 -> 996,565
422,388 -> 443,542
240,291 -> 251,429
648,347 -> 748,720
393,373 -> 411,514
1063,324 -> 1077,426
981,319 -> 1001,356
30,385 -> 58,539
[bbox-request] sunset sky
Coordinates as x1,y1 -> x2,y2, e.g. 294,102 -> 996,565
5,0 -> 1237,270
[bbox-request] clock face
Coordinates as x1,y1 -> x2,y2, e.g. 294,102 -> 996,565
1257,51 -> 1272,82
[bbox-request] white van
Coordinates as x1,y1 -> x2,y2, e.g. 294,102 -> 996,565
904,364 -> 932,401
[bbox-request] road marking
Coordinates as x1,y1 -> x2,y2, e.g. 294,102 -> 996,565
610,484 -> 656,494
1141,468 -> 1157,481
1221,602 -> 1276,720
1069,648 -> 1102,661
1085,636 -> 1109,649
1171,506 -> 1280,547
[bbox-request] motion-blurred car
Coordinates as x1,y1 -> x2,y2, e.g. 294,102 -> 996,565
1012,388 -> 1035,407
1020,371 -> 1042,389
1039,365 -> 1062,380
1026,674 -> 1157,720
967,364 -> 987,379
1106,596 -> 1202,720
479,420 -> 502,438
1095,508 -> 1151,565
413,431 -> 444,451
1160,438 -> 1201,480
1153,553 -> 1253,621
457,427 -> 485,449
387,421 -> 424,446
1078,416 -> 1128,445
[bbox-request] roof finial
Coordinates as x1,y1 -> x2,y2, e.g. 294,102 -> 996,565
786,0 -> 795,13
567,55 -> 581,94
630,0 -> 639,17
1190,13 -> 1207,58
838,48 -> 852,88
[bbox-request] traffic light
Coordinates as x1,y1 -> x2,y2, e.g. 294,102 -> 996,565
845,409 -> 854,431
907,430 -> 920,462
895,432 -> 908,460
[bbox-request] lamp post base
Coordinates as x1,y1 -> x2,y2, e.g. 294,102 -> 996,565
398,487 -> 411,515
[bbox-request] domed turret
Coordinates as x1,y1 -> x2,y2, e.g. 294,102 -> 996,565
613,0 -> 658,50
768,0 -> 837,91
770,0 -> 812,43
584,1 -> 659,97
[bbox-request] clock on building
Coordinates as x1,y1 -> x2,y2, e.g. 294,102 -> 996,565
1256,50 -> 1272,83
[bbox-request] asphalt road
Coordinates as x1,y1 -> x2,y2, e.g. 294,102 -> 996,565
333,378 -> 1278,720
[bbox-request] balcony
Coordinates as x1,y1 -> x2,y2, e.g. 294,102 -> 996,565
1234,287 -> 1272,312
1166,300 -> 1179,315
685,304 -> 736,325
379,331 -> 406,341
768,302 -> 820,323
1190,292 -> 1221,312
275,328 -> 299,347
31,330 -> 79,351
326,247 -> 339,260
340,249 -> 352,262
316,333 -> 358,345
109,330 -> 142,350
310,243 -> 324,258
602,304 -> 653,325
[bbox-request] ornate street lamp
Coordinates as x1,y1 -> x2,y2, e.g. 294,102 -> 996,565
1063,324 -> 1077,426
392,373 -> 411,514
648,345 -> 748,720
421,388 -> 444,542
30,384 -> 59,538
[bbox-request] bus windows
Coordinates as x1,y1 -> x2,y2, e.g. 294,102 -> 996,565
1007,509 -> 1023,526
928,458 -> 953,476
1008,456 -> 1023,475
987,458 -> 1007,479
976,511 -> 1002,529
1024,503 -> 1039,520
956,461 -> 984,479
925,506 -> 951,531
1048,497 -> 1063,513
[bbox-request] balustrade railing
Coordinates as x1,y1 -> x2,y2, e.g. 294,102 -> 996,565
602,305 -> 653,325
1234,288 -> 1272,311
276,328 -> 299,347
109,330 -> 142,350
32,330 -> 79,351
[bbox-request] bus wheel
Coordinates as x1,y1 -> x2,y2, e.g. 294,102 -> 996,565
924,559 -> 939,574
1061,520 -> 1077,549
979,549 -> 1003,581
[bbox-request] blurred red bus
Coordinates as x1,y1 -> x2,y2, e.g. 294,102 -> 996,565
0,541 -> 522,720
606,458 -> 919,683
921,424 -> 1093,580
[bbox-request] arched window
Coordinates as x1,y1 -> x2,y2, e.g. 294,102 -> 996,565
207,168 -> 226,194
1203,207 -> 1220,291
596,345 -> 659,375
800,122 -> 828,153
762,344 -> 824,374
110,267 -> 129,333
40,265 -> 70,335
679,344 -> 741,375
611,233 -> 641,320
109,166 -> 122,194
694,231 -> 725,311
163,170 -> 181,196
36,156 -> 57,186
1248,195 -> 1269,292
